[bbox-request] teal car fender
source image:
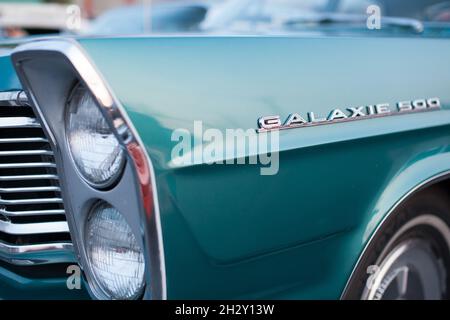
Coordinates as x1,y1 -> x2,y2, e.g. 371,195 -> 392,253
74,36 -> 450,299
1,35 -> 450,299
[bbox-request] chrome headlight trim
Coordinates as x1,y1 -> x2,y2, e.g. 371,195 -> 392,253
11,39 -> 166,300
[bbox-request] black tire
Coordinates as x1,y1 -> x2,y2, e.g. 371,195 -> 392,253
343,186 -> 450,300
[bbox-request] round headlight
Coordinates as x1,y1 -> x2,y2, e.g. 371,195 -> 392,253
66,84 -> 124,188
85,201 -> 145,299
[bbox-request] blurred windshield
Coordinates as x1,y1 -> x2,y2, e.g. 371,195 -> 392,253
85,0 -> 450,36
201,0 -> 331,31
201,0 -> 450,32
2,0 -> 450,38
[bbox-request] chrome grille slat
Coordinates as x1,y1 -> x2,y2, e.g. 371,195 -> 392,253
0,117 -> 40,128
0,241 -> 72,255
0,208 -> 66,216
0,137 -> 48,143
0,186 -> 61,193
0,150 -> 53,156
0,90 -> 72,266
0,241 -> 74,266
0,162 -> 56,169
0,197 -> 63,205
0,91 -> 28,107
0,174 -> 59,181
0,220 -> 69,235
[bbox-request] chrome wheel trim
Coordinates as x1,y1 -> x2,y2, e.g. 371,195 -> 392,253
361,215 -> 450,300
362,239 -> 445,299
340,172 -> 450,300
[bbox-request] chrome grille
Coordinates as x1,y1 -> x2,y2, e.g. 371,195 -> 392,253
0,91 -> 74,266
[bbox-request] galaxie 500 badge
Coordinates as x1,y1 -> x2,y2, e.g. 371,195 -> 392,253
257,98 -> 441,133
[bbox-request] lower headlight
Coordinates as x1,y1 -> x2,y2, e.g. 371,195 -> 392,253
85,201 -> 145,299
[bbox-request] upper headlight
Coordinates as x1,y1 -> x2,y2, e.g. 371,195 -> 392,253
66,84 -> 125,188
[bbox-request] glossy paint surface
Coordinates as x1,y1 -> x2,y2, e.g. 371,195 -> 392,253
76,36 -> 450,298
2,35 -> 450,299
0,264 -> 90,299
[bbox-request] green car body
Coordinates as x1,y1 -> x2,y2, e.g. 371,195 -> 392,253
1,34 -> 450,299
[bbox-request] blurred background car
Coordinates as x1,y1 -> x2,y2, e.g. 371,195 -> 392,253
200,0 -> 450,36
85,0 -> 210,35
3,0 -> 450,38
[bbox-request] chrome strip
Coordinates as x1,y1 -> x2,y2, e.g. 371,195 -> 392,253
0,186 -> 61,193
12,39 -> 167,300
0,198 -> 63,205
0,241 -> 74,266
0,137 -> 48,143
257,107 -> 441,133
0,208 -> 65,216
0,174 -> 59,181
0,150 -> 53,156
0,90 -> 29,107
0,117 -> 40,128
340,170 -> 450,299
0,220 -> 69,235
0,162 -> 56,169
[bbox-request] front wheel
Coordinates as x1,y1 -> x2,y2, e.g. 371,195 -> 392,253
343,187 -> 450,300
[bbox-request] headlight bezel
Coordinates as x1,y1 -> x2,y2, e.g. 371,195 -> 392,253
11,40 -> 166,300
65,82 -> 126,189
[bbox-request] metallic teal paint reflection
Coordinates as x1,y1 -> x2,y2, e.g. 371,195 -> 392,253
0,52 -> 21,91
0,265 -> 90,299
78,36 -> 450,299
1,35 -> 450,299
